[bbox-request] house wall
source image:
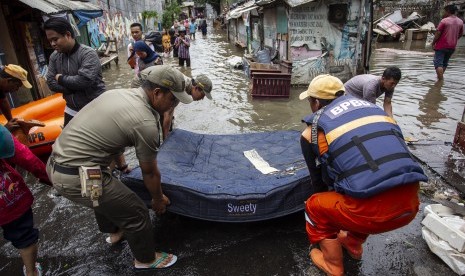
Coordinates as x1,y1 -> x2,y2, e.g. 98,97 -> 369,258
288,0 -> 368,85
276,5 -> 289,61
237,16 -> 248,48
263,8 -> 277,51
228,18 -> 238,41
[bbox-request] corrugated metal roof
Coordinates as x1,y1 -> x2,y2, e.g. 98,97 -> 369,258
255,0 -> 277,6
226,0 -> 258,20
19,0 -> 102,14
284,0 -> 316,8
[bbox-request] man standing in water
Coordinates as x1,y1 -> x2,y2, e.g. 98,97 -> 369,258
343,66 -> 401,118
46,65 -> 192,271
299,74 -> 427,275
45,17 -> 105,126
127,22 -> 155,76
432,4 -> 464,80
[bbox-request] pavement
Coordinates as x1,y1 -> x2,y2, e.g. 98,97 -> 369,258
408,140 -> 465,195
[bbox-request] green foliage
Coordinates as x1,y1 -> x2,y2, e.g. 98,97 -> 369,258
161,3 -> 182,30
142,10 -> 158,19
141,10 -> 159,31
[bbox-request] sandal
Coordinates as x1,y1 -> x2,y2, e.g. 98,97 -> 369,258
23,262 -> 42,276
134,252 -> 177,271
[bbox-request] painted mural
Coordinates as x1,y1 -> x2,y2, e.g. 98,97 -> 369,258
86,12 -> 139,51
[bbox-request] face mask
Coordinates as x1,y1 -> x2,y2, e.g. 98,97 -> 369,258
0,125 -> 15,159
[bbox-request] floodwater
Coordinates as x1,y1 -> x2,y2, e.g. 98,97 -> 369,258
1,28 -> 465,275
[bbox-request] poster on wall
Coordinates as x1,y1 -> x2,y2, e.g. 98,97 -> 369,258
288,2 -> 326,50
24,22 -> 52,97
24,22 -> 47,75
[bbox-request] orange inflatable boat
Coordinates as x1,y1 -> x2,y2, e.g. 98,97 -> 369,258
0,93 -> 65,157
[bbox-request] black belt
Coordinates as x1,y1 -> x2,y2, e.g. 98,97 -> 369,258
49,158 -> 80,175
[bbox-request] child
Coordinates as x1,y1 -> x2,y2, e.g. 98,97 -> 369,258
190,18 -> 197,40
133,41 -> 163,72
169,28 -> 179,58
0,125 -> 52,276
174,29 -> 191,67
162,29 -> 171,58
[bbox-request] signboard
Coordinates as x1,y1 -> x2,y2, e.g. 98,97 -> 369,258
288,2 -> 326,49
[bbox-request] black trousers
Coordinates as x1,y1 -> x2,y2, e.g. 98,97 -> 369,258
179,58 -> 190,67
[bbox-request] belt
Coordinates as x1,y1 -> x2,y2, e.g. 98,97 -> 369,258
49,158 -> 79,175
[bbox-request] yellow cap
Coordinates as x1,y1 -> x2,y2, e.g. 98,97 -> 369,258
4,64 -> 32,89
299,74 -> 344,100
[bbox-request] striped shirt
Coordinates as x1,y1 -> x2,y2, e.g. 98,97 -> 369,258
175,36 -> 190,59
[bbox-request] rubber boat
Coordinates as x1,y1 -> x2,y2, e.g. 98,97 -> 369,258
122,129 -> 311,222
0,93 -> 65,157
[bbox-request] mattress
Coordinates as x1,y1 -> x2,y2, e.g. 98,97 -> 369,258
122,129 -> 311,222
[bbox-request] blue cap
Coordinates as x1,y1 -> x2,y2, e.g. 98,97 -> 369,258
0,125 -> 15,159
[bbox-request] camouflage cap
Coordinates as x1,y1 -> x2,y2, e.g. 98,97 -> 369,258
141,65 -> 193,104
195,74 -> 213,100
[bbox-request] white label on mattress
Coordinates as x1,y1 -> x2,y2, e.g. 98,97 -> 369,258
243,149 -> 279,174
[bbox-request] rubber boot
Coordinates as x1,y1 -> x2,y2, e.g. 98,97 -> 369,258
310,238 -> 344,276
337,231 -> 364,260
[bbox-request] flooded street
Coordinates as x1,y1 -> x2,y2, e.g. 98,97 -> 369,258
1,27 -> 465,275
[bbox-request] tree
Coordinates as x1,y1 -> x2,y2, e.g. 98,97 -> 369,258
141,10 -> 158,30
162,3 -> 182,30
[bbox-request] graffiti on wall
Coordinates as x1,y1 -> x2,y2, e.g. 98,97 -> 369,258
86,12 -> 140,51
289,4 -> 325,49
289,2 -> 363,85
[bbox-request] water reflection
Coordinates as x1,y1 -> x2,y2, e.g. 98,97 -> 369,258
370,38 -> 465,142
403,39 -> 428,51
417,80 -> 447,127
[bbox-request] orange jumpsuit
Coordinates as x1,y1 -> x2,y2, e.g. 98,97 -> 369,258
301,127 -> 420,244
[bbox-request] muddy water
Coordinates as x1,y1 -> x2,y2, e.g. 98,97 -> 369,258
1,28 -> 464,275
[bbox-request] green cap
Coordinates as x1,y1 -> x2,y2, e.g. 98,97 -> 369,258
141,65 -> 193,104
195,74 -> 213,100
0,125 -> 15,159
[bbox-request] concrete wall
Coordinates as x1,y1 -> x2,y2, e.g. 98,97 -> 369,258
263,8 -> 277,50
289,0 -> 368,85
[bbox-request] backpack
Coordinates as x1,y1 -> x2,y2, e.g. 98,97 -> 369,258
145,31 -> 164,53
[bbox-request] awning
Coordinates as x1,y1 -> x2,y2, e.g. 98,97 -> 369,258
73,10 -> 103,27
284,0 -> 317,8
226,1 -> 258,20
19,0 -> 102,26
19,0 -> 102,14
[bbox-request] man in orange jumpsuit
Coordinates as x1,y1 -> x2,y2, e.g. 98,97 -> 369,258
299,74 -> 428,275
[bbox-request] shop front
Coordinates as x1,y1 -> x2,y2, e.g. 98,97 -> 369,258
0,0 -> 102,108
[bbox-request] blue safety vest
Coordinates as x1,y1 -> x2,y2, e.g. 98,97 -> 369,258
303,95 -> 428,198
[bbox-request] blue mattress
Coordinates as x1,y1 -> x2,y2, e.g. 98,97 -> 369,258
122,129 -> 311,222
